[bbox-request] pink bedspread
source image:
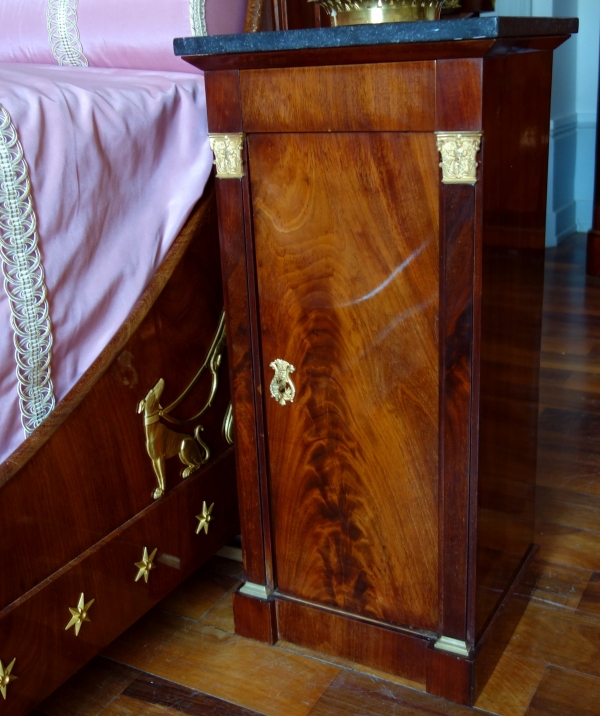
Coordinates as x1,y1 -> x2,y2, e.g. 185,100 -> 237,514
0,63 -> 213,463
0,0 -> 246,71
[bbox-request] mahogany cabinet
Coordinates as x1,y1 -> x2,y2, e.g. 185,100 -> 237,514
177,17 -> 577,705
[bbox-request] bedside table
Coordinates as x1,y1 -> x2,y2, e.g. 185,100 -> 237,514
176,17 -> 576,705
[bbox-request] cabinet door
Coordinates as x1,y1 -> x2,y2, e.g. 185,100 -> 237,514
249,133 -> 439,631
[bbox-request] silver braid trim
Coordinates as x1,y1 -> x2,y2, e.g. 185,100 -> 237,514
0,105 -> 56,436
190,0 -> 208,36
46,0 -> 89,67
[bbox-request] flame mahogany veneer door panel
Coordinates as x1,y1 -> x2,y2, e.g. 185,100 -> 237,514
249,132 -> 440,631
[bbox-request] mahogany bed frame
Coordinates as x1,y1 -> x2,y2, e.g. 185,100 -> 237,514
0,179 -> 240,714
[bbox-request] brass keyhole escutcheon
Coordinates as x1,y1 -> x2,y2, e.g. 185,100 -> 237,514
269,359 -> 296,406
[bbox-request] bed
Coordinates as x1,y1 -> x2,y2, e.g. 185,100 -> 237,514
0,2 -> 250,712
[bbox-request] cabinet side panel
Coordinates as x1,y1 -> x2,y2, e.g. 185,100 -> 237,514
475,50 -> 550,640
250,132 -> 440,631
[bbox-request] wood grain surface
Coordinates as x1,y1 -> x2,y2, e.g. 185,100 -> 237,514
474,652 -> 546,716
249,132 -> 439,630
480,51 -> 552,251
36,659 -> 139,716
104,608 -> 340,716
525,665 -> 600,716
240,62 -> 435,133
578,572 -> 600,616
232,591 -> 278,644
473,546 -> 538,704
425,645 -> 473,706
436,59 -> 483,131
119,672 -> 263,716
0,185 -> 231,612
308,667 -> 475,716
205,71 -> 243,134
438,184 -> 476,642
202,35 -> 568,706
0,452 -> 238,716
273,0 -> 329,31
277,598 -> 430,684
242,156 -> 276,589
216,177 -> 268,587
473,49 -> 552,642
36,234 -> 600,716
506,600 -> 600,676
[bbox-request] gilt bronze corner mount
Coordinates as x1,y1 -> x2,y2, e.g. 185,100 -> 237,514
208,134 -> 245,179
435,131 -> 483,185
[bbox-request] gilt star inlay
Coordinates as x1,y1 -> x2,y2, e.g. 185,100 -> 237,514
65,593 -> 94,636
0,658 -> 17,700
134,547 -> 158,583
195,501 -> 214,535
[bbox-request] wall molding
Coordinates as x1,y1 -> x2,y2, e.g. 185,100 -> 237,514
577,112 -> 597,129
550,113 -> 577,138
549,113 -> 596,138
546,112 -> 597,245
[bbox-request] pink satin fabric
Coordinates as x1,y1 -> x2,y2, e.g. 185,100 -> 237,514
0,0 -> 246,70
0,63 -> 213,463
206,0 -> 247,36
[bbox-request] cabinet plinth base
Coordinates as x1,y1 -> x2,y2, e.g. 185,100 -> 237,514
232,588 -> 278,644
426,646 -> 474,705
232,546 -> 538,706
276,597 -> 429,684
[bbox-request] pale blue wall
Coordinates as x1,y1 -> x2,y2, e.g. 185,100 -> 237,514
572,0 -> 599,236
491,0 -> 599,245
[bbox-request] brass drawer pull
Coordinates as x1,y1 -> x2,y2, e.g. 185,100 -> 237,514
269,359 -> 296,406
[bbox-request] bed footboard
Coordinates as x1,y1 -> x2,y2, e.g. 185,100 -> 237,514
0,179 -> 239,713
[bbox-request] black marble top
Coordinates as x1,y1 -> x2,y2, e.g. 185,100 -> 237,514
174,16 -> 577,59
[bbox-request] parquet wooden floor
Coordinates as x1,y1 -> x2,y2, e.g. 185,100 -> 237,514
33,234 -> 600,715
